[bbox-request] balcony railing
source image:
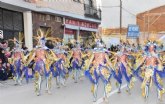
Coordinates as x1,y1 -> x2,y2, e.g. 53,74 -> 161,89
84,4 -> 101,20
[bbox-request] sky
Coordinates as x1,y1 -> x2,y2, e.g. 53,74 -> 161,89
99,0 -> 165,28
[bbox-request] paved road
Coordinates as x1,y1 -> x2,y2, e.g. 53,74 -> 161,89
0,77 -> 165,104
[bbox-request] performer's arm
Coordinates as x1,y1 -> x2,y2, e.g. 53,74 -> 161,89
105,54 -> 113,69
49,50 -> 58,61
136,56 -> 146,69
85,54 -> 94,70
157,55 -> 163,71
27,50 -> 36,65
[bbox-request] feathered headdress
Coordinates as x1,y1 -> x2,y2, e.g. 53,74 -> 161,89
9,32 -> 24,49
92,32 -> 104,48
144,32 -> 159,52
33,28 -> 62,48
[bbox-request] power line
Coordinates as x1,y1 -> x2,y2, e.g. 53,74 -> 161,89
122,7 -> 136,16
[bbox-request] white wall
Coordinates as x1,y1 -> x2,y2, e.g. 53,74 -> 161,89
23,11 -> 33,50
101,0 -> 165,28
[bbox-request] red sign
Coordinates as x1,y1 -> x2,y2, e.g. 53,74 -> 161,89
65,28 -> 76,34
65,19 -> 98,29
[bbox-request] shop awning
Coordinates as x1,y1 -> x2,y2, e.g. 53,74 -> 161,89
65,24 -> 98,32
65,24 -> 79,30
80,27 -> 98,32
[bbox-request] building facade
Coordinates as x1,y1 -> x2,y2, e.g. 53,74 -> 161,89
0,0 -> 101,50
137,5 -> 165,41
0,8 -> 24,47
137,5 -> 165,33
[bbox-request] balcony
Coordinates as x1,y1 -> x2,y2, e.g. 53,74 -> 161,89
84,4 -> 101,20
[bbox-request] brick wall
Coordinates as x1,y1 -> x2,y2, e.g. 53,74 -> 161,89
137,5 -> 165,33
32,12 -> 64,39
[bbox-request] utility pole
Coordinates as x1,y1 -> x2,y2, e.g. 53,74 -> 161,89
120,0 -> 122,35
147,11 -> 150,39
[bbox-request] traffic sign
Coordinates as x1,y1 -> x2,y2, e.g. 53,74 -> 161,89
127,25 -> 140,38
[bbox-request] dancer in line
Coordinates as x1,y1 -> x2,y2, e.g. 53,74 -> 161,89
70,41 -> 84,83
28,29 -> 58,96
135,39 -> 165,100
85,36 -> 113,102
53,42 -> 68,87
113,41 -> 135,94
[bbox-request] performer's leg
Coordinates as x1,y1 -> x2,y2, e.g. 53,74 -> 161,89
14,73 -> 18,85
46,77 -> 48,91
92,83 -> 98,102
18,75 -> 22,85
35,72 -> 42,96
60,74 -> 66,86
117,70 -> 122,93
14,72 -> 22,85
126,82 -> 131,94
46,74 -> 52,94
145,82 -> 149,99
103,82 -> 111,102
144,77 -> 151,99
56,75 -> 60,88
20,71 -> 25,83
79,68 -> 84,80
38,74 -> 42,95
157,88 -> 165,101
155,78 -> 165,100
74,69 -> 78,83
122,65 -> 132,93
117,83 -> 122,93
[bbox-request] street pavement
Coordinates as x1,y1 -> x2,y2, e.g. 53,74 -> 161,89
0,77 -> 165,104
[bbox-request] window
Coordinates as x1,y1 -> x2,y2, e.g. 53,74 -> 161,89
64,34 -> 74,43
3,10 -> 13,30
0,8 -> 2,29
89,0 -> 93,7
51,15 -> 54,21
0,9 -> 24,48
41,14 -> 46,21
46,14 -> 50,21
73,0 -> 80,3
13,12 -> 23,31
85,0 -> 93,7
55,16 -> 62,22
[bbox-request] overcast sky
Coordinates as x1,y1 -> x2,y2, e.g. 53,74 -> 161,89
99,0 -> 165,28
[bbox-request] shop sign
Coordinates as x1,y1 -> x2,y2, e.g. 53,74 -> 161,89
65,19 -> 98,29
65,28 -> 76,34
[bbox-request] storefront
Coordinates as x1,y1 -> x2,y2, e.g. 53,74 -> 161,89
0,8 -> 24,47
64,18 -> 99,42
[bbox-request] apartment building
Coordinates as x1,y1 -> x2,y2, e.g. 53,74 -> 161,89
0,0 -> 101,49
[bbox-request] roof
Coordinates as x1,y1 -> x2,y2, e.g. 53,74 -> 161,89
137,5 -> 165,16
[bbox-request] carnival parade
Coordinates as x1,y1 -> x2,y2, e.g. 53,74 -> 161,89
0,28 -> 164,104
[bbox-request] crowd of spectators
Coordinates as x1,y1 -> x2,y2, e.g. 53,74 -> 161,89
0,40 -> 11,80
0,39 -> 30,81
